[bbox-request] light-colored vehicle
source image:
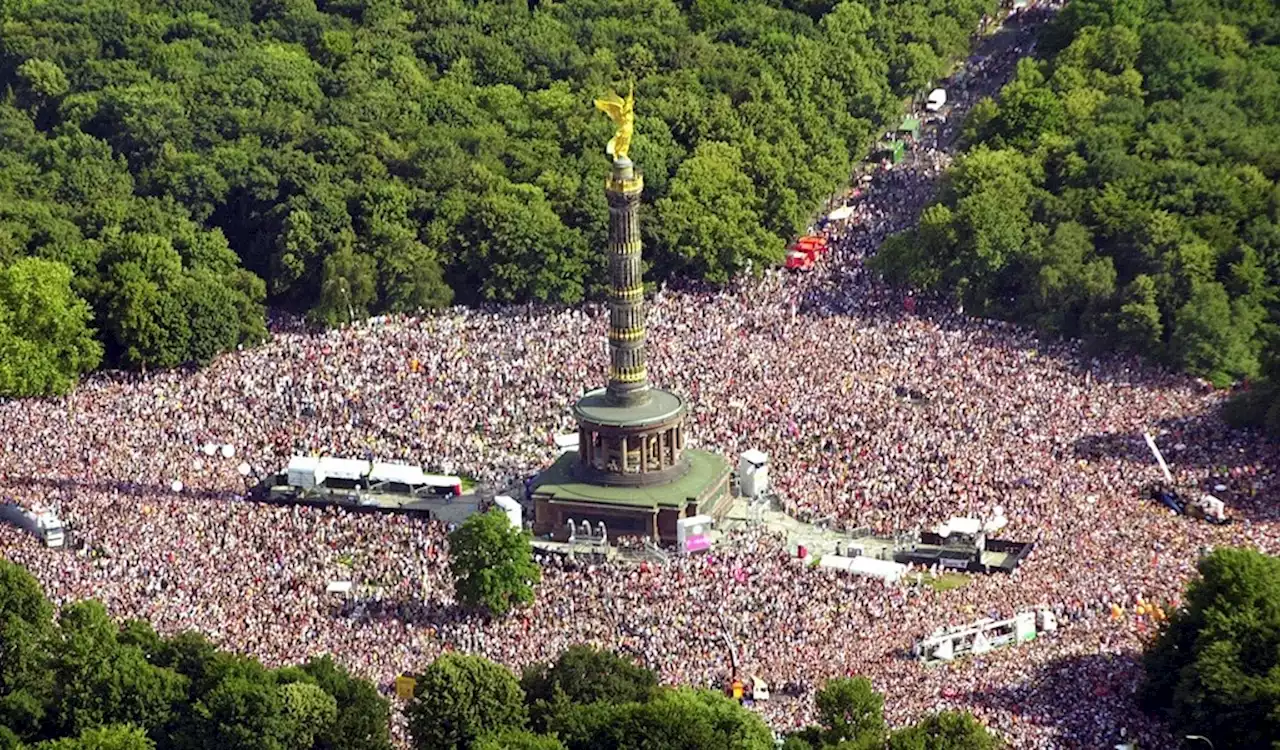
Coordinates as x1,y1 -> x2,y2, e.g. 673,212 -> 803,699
0,502 -> 66,547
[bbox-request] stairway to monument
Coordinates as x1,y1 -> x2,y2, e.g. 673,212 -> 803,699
717,495 -> 900,560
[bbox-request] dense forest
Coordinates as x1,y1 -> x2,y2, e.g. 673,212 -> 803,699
0,559 -> 393,750
873,0 -> 1280,432
0,0 -> 994,393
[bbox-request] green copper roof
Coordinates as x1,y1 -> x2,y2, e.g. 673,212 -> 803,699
531,449 -> 728,509
573,387 -> 686,428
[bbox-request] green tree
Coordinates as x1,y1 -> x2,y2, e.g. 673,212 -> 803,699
313,247 -> 376,327
35,724 -> 154,750
48,602 -> 186,739
99,233 -> 195,371
1143,548 -> 1280,750
180,672 -> 293,750
0,258 -> 102,396
552,687 -> 773,750
180,270 -> 243,366
0,560 -> 56,739
521,646 -> 657,732
1030,221 -> 1116,335
300,655 -> 393,750
653,141 -> 786,283
448,509 -> 540,616
0,726 -> 21,750
887,711 -> 1001,750
448,183 -> 590,305
1171,281 -> 1256,385
473,730 -> 566,750
1114,274 -> 1164,356
813,677 -> 885,749
405,653 -> 528,750
279,681 -> 337,750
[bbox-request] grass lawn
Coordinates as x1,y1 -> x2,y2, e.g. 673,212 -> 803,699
459,475 -> 478,492
924,572 -> 970,592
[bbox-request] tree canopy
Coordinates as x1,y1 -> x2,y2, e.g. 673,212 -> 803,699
1142,547 -> 1280,750
0,560 -> 392,750
783,677 -> 1000,750
448,508 -> 541,616
0,0 -> 998,393
872,0 -> 1280,430
521,645 -> 658,733
403,646 -> 780,750
404,653 -> 528,750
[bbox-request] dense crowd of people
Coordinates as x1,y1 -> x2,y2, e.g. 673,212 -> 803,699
3,6 -> 1277,748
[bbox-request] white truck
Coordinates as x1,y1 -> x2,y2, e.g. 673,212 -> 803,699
0,502 -> 66,548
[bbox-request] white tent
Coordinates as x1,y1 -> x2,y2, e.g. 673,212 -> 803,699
369,462 -> 428,487
326,580 -> 352,594
318,457 -> 371,481
926,88 -> 947,111
421,474 -> 462,490
677,515 -> 714,553
827,205 -> 856,222
818,555 -> 906,583
939,516 -> 981,537
288,456 -> 323,489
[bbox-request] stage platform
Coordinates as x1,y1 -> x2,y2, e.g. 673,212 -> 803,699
260,485 -> 481,525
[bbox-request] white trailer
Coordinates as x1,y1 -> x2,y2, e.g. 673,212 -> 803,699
914,609 -> 1053,665
0,502 -> 66,548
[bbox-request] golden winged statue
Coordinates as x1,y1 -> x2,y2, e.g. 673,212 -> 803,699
593,84 -> 634,161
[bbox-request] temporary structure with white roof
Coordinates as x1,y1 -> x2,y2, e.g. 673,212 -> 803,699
287,456 -> 323,488
318,457 -> 371,481
818,554 -> 907,583
738,449 -> 770,498
937,516 -> 982,537
369,462 -> 428,488
282,455 -> 461,496
827,205 -> 857,222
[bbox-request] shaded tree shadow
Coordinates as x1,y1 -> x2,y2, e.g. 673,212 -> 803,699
331,595 -> 476,630
0,474 -> 242,504
961,650 -> 1175,749
1068,410 -> 1279,523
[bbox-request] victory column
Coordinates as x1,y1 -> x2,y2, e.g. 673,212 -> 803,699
529,87 -> 733,544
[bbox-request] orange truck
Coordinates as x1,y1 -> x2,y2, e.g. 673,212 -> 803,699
783,235 -> 829,270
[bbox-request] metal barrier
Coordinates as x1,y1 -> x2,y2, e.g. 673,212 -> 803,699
643,539 -> 669,562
